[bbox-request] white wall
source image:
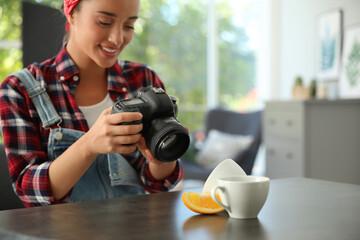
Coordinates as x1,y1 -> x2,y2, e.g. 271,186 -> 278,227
270,0 -> 360,99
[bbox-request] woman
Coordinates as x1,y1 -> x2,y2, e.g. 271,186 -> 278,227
0,0 -> 182,207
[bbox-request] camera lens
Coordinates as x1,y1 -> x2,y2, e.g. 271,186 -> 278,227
158,132 -> 189,160
145,118 -> 190,162
160,134 -> 178,151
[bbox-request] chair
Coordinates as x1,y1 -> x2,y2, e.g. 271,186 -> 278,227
22,2 -> 66,66
0,143 -> 24,210
182,109 -> 262,181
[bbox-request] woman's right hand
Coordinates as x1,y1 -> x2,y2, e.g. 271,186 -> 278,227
83,107 -> 143,156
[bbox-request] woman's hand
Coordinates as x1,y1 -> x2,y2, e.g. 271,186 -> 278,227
83,107 -> 143,157
49,107 -> 143,200
136,136 -> 177,180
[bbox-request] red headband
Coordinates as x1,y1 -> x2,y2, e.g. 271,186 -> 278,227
64,0 -> 80,31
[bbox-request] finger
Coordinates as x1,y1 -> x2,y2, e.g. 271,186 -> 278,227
145,149 -> 166,165
136,137 -> 162,163
145,149 -> 158,162
108,112 -> 143,125
110,123 -> 143,136
101,107 -> 113,116
136,136 -> 146,148
136,137 -> 149,157
113,144 -> 138,154
115,134 -> 142,145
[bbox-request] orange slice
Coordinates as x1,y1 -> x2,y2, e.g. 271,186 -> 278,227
182,192 -> 224,214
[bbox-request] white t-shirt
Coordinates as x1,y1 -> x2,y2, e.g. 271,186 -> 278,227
78,94 -> 115,128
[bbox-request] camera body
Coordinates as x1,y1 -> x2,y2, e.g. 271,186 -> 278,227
111,87 -> 190,162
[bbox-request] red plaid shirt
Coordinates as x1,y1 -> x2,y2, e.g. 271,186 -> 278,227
0,46 -> 183,207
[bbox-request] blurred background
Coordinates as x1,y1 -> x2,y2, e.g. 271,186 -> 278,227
1,0 -> 360,185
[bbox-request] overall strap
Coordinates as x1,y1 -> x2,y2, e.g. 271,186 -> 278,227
12,68 -> 62,128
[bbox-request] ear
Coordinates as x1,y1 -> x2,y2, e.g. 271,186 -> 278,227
68,11 -> 76,26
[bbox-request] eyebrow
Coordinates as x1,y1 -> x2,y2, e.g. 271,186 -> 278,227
97,11 -> 138,20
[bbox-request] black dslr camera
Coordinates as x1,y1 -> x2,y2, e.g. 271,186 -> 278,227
111,87 -> 190,162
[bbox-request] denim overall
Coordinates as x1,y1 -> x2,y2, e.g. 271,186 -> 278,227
14,69 -> 145,203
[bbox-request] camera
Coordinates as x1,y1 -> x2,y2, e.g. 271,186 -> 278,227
111,87 -> 190,162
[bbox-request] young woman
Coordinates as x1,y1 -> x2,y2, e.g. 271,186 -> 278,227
0,0 -> 183,207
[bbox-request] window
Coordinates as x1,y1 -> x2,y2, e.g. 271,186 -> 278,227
217,0 -> 261,111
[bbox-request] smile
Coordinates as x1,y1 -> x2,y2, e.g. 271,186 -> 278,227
101,46 -> 117,53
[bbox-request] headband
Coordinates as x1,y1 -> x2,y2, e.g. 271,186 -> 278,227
64,0 -> 80,31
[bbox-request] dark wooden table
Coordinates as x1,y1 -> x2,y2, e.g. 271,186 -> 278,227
0,178 -> 360,240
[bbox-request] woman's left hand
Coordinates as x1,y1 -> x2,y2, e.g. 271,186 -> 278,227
136,137 -> 177,180
136,136 -> 160,164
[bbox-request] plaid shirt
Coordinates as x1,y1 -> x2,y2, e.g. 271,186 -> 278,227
0,46 -> 183,207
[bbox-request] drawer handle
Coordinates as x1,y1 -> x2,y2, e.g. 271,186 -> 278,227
268,119 -> 276,125
286,120 -> 293,126
268,148 -> 276,156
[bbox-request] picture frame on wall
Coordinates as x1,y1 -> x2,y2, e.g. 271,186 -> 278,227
315,9 -> 343,81
339,24 -> 360,99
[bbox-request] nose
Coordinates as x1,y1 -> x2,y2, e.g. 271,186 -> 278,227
108,27 -> 123,46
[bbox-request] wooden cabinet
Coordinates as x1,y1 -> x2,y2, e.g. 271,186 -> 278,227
263,99 -> 360,184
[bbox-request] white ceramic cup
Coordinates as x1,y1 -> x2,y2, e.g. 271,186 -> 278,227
211,176 -> 270,219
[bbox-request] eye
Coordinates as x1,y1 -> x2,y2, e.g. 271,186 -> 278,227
98,20 -> 111,26
126,25 -> 135,30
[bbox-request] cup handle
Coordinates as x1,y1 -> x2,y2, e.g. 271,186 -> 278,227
211,186 -> 228,210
